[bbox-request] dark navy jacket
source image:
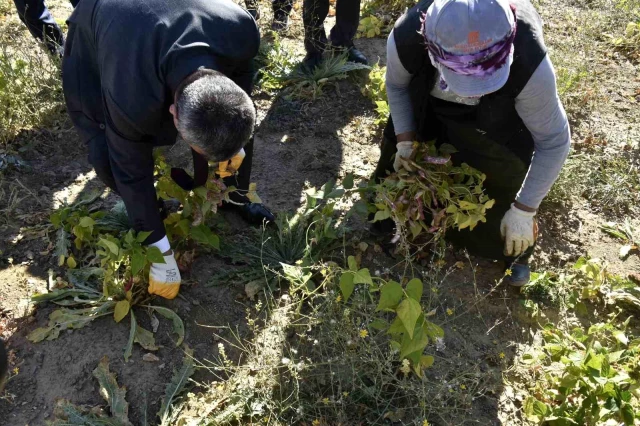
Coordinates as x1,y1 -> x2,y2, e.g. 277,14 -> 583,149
62,0 -> 259,244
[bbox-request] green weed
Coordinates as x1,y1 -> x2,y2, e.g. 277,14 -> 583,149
0,37 -> 62,146
362,63 -> 389,125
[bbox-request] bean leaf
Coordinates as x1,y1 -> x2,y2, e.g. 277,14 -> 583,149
114,300 -> 130,323
397,298 -> 422,338
405,278 -> 423,301
339,273 -> 355,302
376,281 -> 403,311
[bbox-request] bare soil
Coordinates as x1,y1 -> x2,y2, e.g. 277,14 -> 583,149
0,1 -> 638,425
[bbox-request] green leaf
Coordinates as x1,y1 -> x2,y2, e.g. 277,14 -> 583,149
134,325 -> 159,351
620,403 -> 635,425
150,306 -> 185,346
400,326 -> 428,358
613,330 -> 628,345
397,298 -> 422,338
157,346 -> 195,423
347,256 -> 358,272
354,268 -> 373,285
114,300 -> 130,323
79,216 -> 95,228
339,273 -> 355,302
405,278 -> 423,301
458,200 -> 478,210
369,318 -> 389,331
66,256 -> 77,269
387,317 -> 405,335
27,326 -> 56,343
342,173 -> 354,190
100,238 -> 120,256
372,209 -> 391,222
124,311 -> 137,362
376,281 -> 403,311
423,321 -> 445,339
524,396 -> 548,422
146,247 -> 165,264
130,251 -> 146,277
191,225 -> 220,249
92,356 -> 132,425
484,199 -> 495,209
136,231 -> 152,243
420,355 -> 434,368
586,354 -> 603,372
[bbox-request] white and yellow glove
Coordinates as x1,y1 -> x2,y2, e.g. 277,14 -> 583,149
393,141 -> 415,172
216,148 -> 246,178
500,203 -> 538,257
148,253 -> 182,299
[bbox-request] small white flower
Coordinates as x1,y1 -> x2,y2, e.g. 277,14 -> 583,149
313,339 -> 319,345
281,357 -> 291,365
375,270 -> 381,276
436,337 -> 446,352
330,319 -> 337,325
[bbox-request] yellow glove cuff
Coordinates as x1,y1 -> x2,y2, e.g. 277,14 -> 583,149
148,280 -> 180,300
216,148 -> 246,178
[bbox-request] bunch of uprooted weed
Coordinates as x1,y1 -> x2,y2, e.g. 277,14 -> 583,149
370,141 -> 494,254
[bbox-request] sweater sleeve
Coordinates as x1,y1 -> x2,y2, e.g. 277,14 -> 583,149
385,30 -> 417,135
514,54 -> 571,209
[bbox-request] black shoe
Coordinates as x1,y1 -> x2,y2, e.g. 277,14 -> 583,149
301,52 -> 324,74
0,338 -> 7,392
239,203 -> 275,226
346,46 -> 368,65
272,10 -> 289,32
504,262 -> 531,287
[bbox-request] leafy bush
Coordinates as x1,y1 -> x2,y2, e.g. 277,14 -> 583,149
358,15 -> 383,38
362,63 -> 389,125
0,38 -> 62,146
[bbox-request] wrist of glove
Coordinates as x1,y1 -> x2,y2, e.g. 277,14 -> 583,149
500,203 -> 538,257
216,148 -> 246,178
148,253 -> 182,299
393,141 -> 415,172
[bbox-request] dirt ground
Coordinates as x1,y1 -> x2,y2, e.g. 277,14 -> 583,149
0,0 -> 639,425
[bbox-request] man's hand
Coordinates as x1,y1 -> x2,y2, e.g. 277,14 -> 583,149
500,203 -> 538,257
216,148 -> 246,178
148,253 -> 182,299
393,141 -> 414,172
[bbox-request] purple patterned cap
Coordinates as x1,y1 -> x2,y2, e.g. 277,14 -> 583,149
422,0 -> 517,97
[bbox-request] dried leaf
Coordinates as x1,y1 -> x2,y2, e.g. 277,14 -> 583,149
134,325 -> 159,351
157,346 -> 195,423
149,306 -> 185,346
143,353 -> 161,362
244,280 -> 265,300
124,311 -> 137,362
113,300 -> 130,323
92,357 -> 132,425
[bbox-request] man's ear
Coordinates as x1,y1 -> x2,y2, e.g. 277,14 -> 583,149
169,104 -> 178,128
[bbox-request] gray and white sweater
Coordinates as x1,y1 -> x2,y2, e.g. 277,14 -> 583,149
385,30 -> 571,209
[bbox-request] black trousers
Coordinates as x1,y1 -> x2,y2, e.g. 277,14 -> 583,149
244,0 -> 293,20
373,117 -> 535,264
303,0 -> 361,54
12,0 -> 78,55
88,136 -> 255,204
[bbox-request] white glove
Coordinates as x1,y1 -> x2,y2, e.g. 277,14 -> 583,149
148,254 -> 182,299
500,203 -> 537,257
393,141 -> 415,172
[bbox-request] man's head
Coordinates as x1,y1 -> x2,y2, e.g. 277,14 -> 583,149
423,0 -> 517,98
170,70 -> 256,162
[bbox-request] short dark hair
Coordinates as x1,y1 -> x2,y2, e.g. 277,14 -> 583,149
174,70 -> 255,162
